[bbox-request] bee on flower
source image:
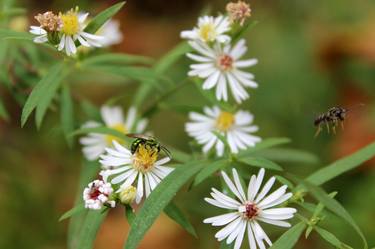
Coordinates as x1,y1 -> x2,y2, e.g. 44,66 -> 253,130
83,179 -> 116,210
204,168 -> 297,249
29,8 -> 104,56
99,140 -> 174,204
80,105 -> 148,161
187,39 -> 258,103
186,106 -> 261,157
181,15 -> 231,44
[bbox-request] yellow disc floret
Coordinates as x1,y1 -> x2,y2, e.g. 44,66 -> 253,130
199,23 -> 216,42
60,11 -> 79,35
105,123 -> 127,145
216,111 -> 235,132
132,144 -> 158,173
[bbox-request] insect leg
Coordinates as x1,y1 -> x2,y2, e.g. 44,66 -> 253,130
326,122 -> 330,134
341,121 -> 344,130
314,125 -> 322,138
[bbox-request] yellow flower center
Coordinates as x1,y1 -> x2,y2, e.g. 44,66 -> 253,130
199,23 -> 216,42
216,111 -> 235,132
132,144 -> 158,173
105,123 -> 127,145
60,12 -> 79,35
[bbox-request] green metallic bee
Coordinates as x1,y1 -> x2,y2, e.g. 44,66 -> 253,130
127,134 -> 172,159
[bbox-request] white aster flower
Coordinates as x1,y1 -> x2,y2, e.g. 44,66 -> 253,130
30,26 -> 48,43
83,179 -> 115,210
58,10 -> 103,56
187,39 -> 258,103
204,168 -> 297,249
99,141 -> 174,204
185,106 -> 261,157
80,105 -> 148,161
181,15 -> 231,44
97,19 -> 123,47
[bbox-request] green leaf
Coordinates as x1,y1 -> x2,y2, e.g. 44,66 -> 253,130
300,179 -> 368,249
77,210 -> 108,249
70,126 -> 131,143
86,65 -> 157,82
124,161 -> 206,249
60,85 -> 75,147
315,226 -> 353,249
192,159 -> 228,187
59,203 -> 85,222
231,20 -> 258,43
237,137 -> 291,157
68,160 -> 100,249
154,42 -> 191,74
220,241 -> 233,249
254,148 -> 319,164
21,63 -> 66,127
0,28 -> 32,40
269,222 -> 306,249
168,147 -> 192,163
0,96 -> 9,121
164,202 -> 197,237
81,53 -> 153,66
125,205 -> 136,225
306,141 -> 375,186
238,156 -> 283,171
84,1 -> 126,34
35,65 -> 71,129
80,99 -> 100,120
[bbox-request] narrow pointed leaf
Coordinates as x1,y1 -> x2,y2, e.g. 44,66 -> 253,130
237,137 -> 291,157
59,203 -> 85,222
77,210 -> 108,249
70,126 -> 131,143
124,161 -> 206,249
315,226 -> 353,249
301,179 -> 368,249
164,202 -> 197,237
154,42 -> 191,74
238,156 -> 283,171
81,53 -> 153,66
125,205 -> 136,225
193,159 -> 228,187
84,1 -> 126,34
255,148 -> 319,164
21,63 -> 66,127
306,141 -> 375,186
60,85 -> 75,147
269,222 -> 306,249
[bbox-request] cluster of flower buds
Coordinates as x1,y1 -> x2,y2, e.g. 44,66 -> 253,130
226,0 -> 251,26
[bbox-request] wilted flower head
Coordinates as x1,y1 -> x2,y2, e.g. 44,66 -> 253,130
226,1 -> 252,26
34,11 -> 62,32
83,179 -> 116,210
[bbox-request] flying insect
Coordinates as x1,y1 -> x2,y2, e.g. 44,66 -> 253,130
314,104 -> 363,137
126,134 -> 172,159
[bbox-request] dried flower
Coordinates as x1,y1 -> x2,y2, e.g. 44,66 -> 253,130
226,1 -> 251,26
34,11 -> 62,32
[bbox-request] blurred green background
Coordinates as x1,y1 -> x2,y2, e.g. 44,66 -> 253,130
0,0 -> 374,248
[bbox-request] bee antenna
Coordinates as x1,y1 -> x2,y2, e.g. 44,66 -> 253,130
346,103 -> 365,112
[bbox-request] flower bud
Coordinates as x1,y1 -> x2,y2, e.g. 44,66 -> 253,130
119,186 -> 137,205
226,1 -> 251,26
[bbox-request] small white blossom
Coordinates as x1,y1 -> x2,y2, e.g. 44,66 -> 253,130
185,106 -> 261,157
187,39 -> 258,103
58,10 -> 103,56
30,26 -> 48,43
98,19 -> 123,47
204,168 -> 297,249
80,105 -> 148,161
99,141 -> 174,204
181,15 -> 231,44
83,179 -> 115,210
